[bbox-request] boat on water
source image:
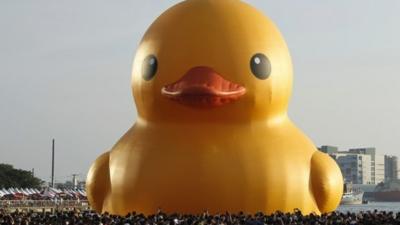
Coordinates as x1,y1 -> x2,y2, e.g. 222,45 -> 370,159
341,191 -> 364,205
340,182 -> 364,205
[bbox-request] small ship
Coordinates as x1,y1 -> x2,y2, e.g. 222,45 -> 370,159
340,182 -> 364,205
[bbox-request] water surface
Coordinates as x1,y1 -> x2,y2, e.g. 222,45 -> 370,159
337,202 -> 400,213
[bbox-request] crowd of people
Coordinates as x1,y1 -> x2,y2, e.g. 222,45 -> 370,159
1,209 -> 400,225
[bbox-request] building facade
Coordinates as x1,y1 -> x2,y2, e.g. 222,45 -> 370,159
319,145 -> 339,155
348,148 -> 385,184
385,155 -> 399,181
319,146 -> 387,185
336,154 -> 372,184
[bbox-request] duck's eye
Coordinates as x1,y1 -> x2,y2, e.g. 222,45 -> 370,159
142,55 -> 158,81
250,53 -> 271,80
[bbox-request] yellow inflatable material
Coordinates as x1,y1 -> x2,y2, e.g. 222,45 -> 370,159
86,0 -> 343,215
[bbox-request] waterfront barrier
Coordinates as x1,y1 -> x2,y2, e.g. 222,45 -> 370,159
0,200 -> 89,211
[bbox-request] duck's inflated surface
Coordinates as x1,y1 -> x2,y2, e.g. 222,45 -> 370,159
86,0 -> 343,215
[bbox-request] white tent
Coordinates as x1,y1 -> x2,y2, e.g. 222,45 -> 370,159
78,190 -> 87,197
2,188 -> 10,195
21,188 -> 30,195
8,188 -> 15,194
29,188 -> 38,194
27,188 -> 35,195
41,188 -> 56,198
30,188 -> 39,194
50,187 -> 61,194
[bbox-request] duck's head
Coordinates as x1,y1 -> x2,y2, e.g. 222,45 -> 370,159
132,0 -> 293,124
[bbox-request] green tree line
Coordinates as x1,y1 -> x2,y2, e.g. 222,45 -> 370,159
0,164 -> 43,189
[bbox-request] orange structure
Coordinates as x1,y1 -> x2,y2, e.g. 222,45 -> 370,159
86,0 -> 343,215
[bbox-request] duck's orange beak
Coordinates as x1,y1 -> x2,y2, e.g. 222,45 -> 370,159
161,66 -> 246,107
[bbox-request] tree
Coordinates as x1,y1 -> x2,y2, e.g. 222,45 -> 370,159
0,164 -> 43,188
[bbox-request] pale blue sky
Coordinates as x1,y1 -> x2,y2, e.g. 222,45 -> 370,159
0,0 -> 399,182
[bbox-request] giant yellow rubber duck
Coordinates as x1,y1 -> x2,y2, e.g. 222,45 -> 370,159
86,0 -> 343,215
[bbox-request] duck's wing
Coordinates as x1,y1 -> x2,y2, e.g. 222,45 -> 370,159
86,151 -> 111,213
310,150 -> 343,213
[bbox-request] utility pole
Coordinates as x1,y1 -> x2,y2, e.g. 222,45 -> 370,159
51,139 -> 55,188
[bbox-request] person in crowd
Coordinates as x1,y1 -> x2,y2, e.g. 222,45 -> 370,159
1,208 -> 400,225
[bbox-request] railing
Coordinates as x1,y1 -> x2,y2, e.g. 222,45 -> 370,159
0,200 -> 89,209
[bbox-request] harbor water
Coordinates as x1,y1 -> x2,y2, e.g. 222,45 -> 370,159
337,202 -> 400,213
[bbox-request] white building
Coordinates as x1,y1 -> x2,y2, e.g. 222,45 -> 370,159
336,154 -> 372,184
319,146 -> 386,185
375,155 -> 385,184
349,148 -> 385,184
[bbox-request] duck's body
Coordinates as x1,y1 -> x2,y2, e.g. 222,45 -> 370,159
87,0 -> 343,215
88,119 -> 341,215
